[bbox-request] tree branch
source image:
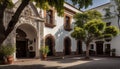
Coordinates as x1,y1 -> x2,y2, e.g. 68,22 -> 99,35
5,0 -> 30,37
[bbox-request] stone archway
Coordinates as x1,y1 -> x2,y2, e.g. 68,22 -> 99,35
64,37 -> 71,55
45,34 -> 55,56
16,24 -> 37,58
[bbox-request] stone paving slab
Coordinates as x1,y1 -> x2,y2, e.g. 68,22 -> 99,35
0,57 -> 120,69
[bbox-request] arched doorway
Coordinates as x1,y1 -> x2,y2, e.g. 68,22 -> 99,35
45,34 -> 55,56
16,29 -> 28,58
64,37 -> 71,55
16,24 -> 37,58
77,40 -> 82,54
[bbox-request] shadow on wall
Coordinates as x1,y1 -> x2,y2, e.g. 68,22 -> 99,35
54,24 -> 73,53
54,23 -> 74,40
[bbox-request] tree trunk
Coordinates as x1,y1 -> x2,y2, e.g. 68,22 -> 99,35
0,0 -> 9,46
85,43 -> 90,59
0,0 -> 30,46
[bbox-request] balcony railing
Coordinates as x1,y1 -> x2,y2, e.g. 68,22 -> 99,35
45,18 -> 56,28
64,23 -> 74,31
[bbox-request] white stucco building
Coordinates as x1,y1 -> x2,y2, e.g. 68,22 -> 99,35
3,0 -> 120,61
89,0 -> 120,56
4,0 -> 84,60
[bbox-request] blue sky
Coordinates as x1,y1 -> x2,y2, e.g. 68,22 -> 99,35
66,0 -> 110,11
82,0 -> 110,11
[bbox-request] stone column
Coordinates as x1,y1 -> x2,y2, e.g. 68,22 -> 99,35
35,20 -> 40,58
35,18 -> 44,58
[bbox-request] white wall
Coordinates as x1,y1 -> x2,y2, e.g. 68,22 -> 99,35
91,0 -> 120,56
43,5 -> 81,52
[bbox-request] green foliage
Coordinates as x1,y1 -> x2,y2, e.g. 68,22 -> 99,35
40,46 -> 50,55
71,10 -> 119,58
0,0 -> 14,8
71,10 -> 119,43
74,10 -> 102,28
71,0 -> 92,9
71,27 -> 86,40
74,13 -> 88,27
85,19 -> 106,31
104,26 -> 119,36
0,0 -> 92,16
30,0 -> 92,16
0,45 -> 15,57
32,0 -> 64,16
84,10 -> 102,20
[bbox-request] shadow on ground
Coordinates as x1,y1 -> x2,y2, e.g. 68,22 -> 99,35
0,57 -> 120,69
0,64 -> 60,69
63,58 -> 120,69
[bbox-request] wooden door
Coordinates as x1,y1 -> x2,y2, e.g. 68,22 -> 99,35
16,41 -> 28,58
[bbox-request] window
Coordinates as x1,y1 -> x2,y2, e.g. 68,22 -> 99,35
46,10 -> 53,24
90,44 -> 94,49
45,9 -> 56,28
106,22 -> 111,26
105,44 -> 111,55
64,15 -> 72,31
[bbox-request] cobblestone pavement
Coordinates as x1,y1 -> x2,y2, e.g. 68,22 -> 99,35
0,57 -> 120,69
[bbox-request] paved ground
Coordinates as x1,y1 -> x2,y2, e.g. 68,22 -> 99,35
0,57 -> 120,69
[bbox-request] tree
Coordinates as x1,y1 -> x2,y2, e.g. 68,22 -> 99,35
71,10 -> 119,59
0,0 -> 93,46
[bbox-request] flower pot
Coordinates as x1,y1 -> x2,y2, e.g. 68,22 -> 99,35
42,54 -> 47,60
7,56 -> 14,64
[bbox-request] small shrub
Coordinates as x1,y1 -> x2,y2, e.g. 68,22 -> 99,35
0,45 -> 15,57
40,46 -> 50,55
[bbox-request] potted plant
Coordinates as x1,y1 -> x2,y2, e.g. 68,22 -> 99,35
0,45 -> 15,64
40,46 -> 49,60
111,48 -> 116,57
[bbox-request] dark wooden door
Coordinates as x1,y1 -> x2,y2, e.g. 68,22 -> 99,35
16,41 -> 28,58
45,37 -> 53,56
105,44 -> 111,56
96,43 -> 103,55
64,38 -> 71,55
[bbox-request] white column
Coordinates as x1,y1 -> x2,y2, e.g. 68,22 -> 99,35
35,21 -> 41,58
35,17 -> 45,59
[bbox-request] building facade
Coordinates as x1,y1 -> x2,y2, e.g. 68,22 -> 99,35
90,0 -> 120,56
3,0 -> 120,60
3,0 -> 83,60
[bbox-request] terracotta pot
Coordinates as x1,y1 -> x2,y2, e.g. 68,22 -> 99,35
42,54 -> 47,60
7,56 -> 14,64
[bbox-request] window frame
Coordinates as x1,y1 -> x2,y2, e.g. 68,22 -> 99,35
44,9 -> 56,28
64,14 -> 72,31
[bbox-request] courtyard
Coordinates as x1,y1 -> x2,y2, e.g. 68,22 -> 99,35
0,57 -> 120,69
